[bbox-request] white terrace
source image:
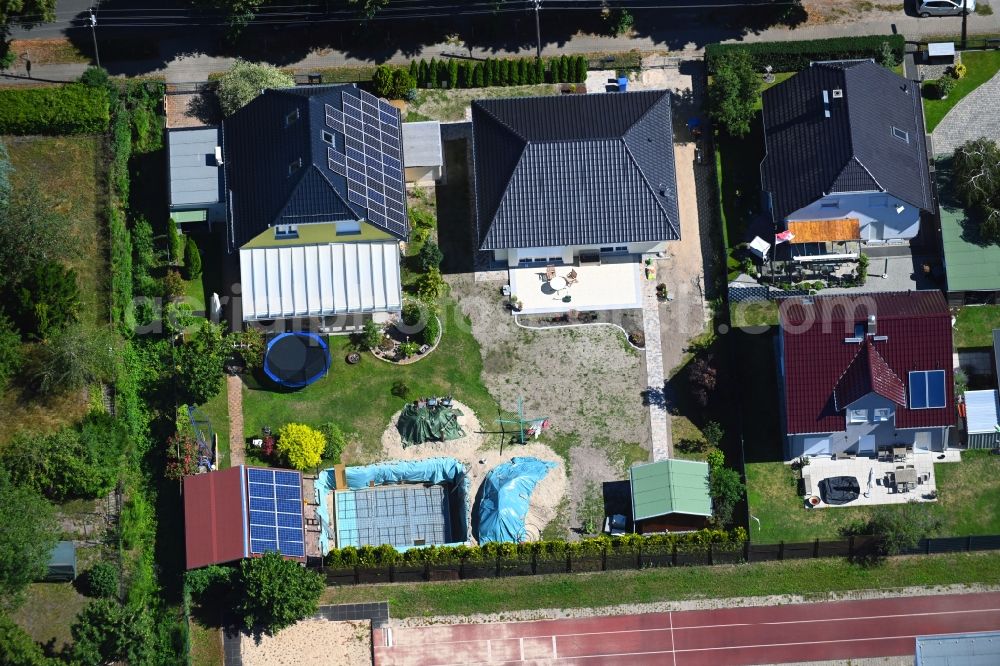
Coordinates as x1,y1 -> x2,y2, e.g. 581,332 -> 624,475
800,450 -> 962,509
509,258 -> 643,315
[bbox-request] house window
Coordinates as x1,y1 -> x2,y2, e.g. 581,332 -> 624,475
336,220 -> 361,235
891,126 -> 909,143
288,158 -> 302,176
285,108 -> 300,127
874,408 -> 891,422
274,224 -> 298,239
614,246 -> 628,252
599,247 -> 615,253
321,131 -> 334,145
849,408 -> 867,424
909,370 -> 947,409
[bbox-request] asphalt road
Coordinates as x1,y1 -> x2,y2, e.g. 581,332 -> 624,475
4,3 -> 1000,83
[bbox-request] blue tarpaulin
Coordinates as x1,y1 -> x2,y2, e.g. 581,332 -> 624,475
477,457 -> 556,544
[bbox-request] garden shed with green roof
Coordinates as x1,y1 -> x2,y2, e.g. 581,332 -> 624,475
629,459 -> 712,534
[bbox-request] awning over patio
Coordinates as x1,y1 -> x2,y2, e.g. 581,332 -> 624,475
787,218 -> 861,243
239,241 -> 402,320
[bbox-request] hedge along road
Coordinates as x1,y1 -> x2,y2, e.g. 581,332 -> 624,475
4,8 -> 1000,84
323,550 -> 1000,619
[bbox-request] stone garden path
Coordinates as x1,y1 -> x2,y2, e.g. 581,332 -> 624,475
227,375 -> 245,467
931,68 -> 1000,156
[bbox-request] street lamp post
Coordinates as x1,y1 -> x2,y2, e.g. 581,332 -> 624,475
534,0 -> 542,60
89,10 -> 101,69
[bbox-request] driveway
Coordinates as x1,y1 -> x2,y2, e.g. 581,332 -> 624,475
931,68 -> 1000,156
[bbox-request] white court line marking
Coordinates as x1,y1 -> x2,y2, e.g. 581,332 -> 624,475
519,636 -> 524,661
669,611 -> 677,666
393,606 -> 1000,648
552,635 -> 557,659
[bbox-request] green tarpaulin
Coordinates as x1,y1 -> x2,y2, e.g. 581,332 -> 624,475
397,402 -> 465,446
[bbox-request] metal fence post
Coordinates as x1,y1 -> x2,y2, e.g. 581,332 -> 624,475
744,540 -> 750,562
602,544 -> 607,571
814,538 -> 820,559
779,541 -> 785,561
848,537 -> 854,561
968,536 -> 974,552
708,544 -> 714,566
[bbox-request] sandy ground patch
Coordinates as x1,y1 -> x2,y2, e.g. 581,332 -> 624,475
379,401 -> 568,542
241,619 -> 371,666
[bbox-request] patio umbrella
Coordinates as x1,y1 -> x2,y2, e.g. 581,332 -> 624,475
864,467 -> 874,498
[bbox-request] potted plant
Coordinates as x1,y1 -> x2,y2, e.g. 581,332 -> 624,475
510,295 -> 523,312
562,294 -> 572,303
656,283 -> 668,301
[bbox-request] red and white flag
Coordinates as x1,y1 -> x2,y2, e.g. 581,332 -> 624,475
775,230 -> 795,244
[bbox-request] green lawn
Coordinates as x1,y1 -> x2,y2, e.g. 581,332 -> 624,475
954,305 -> 1000,349
323,550 -> 1000,618
188,618 -> 223,666
240,297 -> 497,463
198,387 -> 231,469
747,450 -> 1000,544
923,51 -> 1000,132
731,301 -> 779,328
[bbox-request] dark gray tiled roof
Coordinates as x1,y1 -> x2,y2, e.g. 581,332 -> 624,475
222,84 -> 407,250
472,91 -> 680,250
761,60 -> 933,224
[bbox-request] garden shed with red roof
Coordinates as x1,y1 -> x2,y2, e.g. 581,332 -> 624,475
777,291 -> 955,460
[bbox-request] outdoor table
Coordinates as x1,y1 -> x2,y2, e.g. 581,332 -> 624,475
894,467 -> 918,490
550,276 -> 568,292
892,446 -> 907,461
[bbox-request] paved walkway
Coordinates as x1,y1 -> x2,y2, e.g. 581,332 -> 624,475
373,591 -> 1000,666
226,374 -> 245,467
641,270 -> 671,462
930,68 -> 1000,156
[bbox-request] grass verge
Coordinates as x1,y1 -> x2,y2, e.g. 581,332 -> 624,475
322,550 -> 1000,618
953,305 -> 1000,349
923,51 -> 1000,132
746,450 -> 1000,543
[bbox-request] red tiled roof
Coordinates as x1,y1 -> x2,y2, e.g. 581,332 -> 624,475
834,340 -> 906,409
779,291 -> 954,435
183,467 -> 247,570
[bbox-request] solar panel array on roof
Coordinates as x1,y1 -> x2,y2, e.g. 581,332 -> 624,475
323,90 -> 407,236
247,468 -> 305,558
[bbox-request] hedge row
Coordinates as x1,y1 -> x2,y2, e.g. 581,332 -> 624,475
408,55 -> 587,90
324,529 -> 747,568
705,34 -> 905,74
0,84 -> 110,135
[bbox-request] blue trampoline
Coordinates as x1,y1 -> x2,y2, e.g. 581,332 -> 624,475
263,333 -> 330,388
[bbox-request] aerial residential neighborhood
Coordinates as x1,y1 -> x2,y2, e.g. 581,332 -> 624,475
4,1 -> 1000,665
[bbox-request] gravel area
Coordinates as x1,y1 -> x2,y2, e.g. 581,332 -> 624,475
241,619 -> 371,666
378,401 -> 568,543
391,583 -> 1000,628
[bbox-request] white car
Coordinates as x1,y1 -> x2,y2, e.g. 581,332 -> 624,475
917,0 -> 976,16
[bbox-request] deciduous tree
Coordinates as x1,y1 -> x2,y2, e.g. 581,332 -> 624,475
276,423 -> 326,470
0,183 -> 71,292
953,138 -> 1000,244
0,469 -> 58,609
174,321 -> 228,405
708,49 -> 761,138
217,60 -> 294,116
234,551 -> 324,635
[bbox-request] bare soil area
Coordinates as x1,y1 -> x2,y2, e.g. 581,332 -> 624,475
801,0 -> 905,24
241,619 -> 372,666
448,277 -> 650,533
378,401 -> 568,542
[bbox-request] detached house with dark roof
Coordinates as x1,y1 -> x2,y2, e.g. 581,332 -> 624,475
166,83 -> 413,329
471,91 -> 680,313
777,291 -> 955,460
761,61 -> 933,258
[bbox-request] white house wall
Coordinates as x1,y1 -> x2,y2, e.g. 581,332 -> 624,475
239,241 -> 402,320
787,192 -> 921,241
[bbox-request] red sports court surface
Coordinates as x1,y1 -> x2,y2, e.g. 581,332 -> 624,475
373,592 -> 1000,665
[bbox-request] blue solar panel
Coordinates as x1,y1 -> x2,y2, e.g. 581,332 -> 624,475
384,156 -> 401,171
248,468 -> 273,484
250,497 -> 275,512
246,467 -> 305,558
368,190 -> 385,206
379,110 -> 396,125
249,482 -> 274,498
348,189 -> 365,206
251,539 -> 278,553
347,147 -> 365,164
274,470 -> 299,486
250,510 -> 275,526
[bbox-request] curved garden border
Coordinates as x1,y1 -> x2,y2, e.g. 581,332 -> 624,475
512,315 -> 645,351
370,314 -> 444,365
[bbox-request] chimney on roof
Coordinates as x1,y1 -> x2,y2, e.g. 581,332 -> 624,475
867,314 -> 876,337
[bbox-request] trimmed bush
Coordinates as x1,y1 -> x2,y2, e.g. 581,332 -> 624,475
0,84 -> 110,135
83,562 -> 119,598
705,35 -> 905,74
184,236 -> 202,280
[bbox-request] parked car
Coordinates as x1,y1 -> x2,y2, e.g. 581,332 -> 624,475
917,0 -> 976,17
